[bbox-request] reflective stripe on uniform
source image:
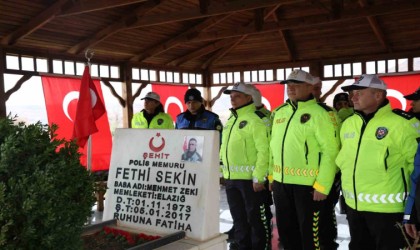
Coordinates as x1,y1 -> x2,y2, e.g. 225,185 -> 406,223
342,190 -> 407,204
221,165 -> 255,173
273,166 -> 319,177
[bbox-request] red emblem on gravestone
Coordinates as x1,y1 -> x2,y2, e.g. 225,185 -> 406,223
149,133 -> 165,152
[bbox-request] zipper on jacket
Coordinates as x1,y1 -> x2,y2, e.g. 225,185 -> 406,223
244,140 -> 248,162
225,112 -> 238,180
318,152 -> 321,167
353,114 -> 367,210
304,141 -> 309,165
401,168 -> 408,202
384,148 -> 389,171
281,103 -> 297,182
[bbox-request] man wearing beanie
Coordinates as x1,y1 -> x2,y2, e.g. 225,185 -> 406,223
333,92 -> 354,121
402,86 -> 420,240
404,86 -> 420,120
175,88 -> 222,132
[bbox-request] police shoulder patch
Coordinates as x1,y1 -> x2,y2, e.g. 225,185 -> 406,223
317,102 -> 333,112
254,110 -> 266,119
392,109 -> 413,120
239,120 -> 248,129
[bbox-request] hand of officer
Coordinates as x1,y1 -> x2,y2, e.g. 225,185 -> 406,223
404,223 -> 419,239
253,182 -> 265,192
313,190 -> 327,201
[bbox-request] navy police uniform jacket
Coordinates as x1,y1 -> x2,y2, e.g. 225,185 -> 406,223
175,106 -> 223,132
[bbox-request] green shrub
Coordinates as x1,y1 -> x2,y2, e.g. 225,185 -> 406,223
0,116 -> 95,250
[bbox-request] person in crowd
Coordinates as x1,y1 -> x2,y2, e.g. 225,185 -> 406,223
333,92 -> 354,121
269,69 -> 340,250
312,76 -> 342,250
334,90 -> 355,217
175,87 -> 224,146
404,87 -> 420,119
336,74 -> 419,250
402,87 -> 420,240
131,91 -> 174,129
224,84 -> 273,248
181,137 -> 202,162
404,145 -> 420,241
249,84 -> 274,248
220,82 -> 271,250
175,88 -> 223,132
333,92 -> 350,111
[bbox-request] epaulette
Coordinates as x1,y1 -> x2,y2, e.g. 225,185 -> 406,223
392,109 -> 414,120
254,110 -> 266,119
317,102 -> 333,112
274,103 -> 288,112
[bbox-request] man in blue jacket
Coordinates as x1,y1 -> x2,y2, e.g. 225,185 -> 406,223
403,87 -> 420,240
175,88 -> 222,132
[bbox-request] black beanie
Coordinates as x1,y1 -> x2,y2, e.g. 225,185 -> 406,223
184,88 -> 203,103
333,92 -> 349,109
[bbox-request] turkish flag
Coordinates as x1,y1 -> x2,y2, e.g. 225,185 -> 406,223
254,83 -> 285,111
380,74 -> 420,111
41,73 -> 112,171
151,83 -> 188,121
72,66 -> 106,147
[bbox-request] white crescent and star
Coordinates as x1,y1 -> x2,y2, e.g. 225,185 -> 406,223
387,89 -> 407,110
62,88 -> 98,121
165,96 -> 184,113
261,97 -> 271,110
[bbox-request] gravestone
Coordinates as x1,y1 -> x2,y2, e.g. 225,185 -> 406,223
103,129 -> 221,241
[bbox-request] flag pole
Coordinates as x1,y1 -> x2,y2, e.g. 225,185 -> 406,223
85,49 -> 94,172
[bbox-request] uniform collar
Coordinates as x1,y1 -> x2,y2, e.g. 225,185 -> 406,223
287,97 -> 317,110
355,99 -> 390,122
184,105 -> 205,119
230,102 -> 256,117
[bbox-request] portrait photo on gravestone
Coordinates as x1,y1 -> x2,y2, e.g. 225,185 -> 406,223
181,136 -> 204,163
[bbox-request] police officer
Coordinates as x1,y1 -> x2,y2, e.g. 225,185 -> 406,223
224,84 -> 273,248
333,92 -> 354,121
336,74 -> 419,250
175,88 -> 222,132
269,69 -> 340,250
404,87 -> 420,120
131,91 -> 174,129
312,76 -> 342,250
248,84 -> 273,246
220,82 -> 271,250
402,87 -> 420,239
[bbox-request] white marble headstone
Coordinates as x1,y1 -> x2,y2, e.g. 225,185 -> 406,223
104,128 -> 220,241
